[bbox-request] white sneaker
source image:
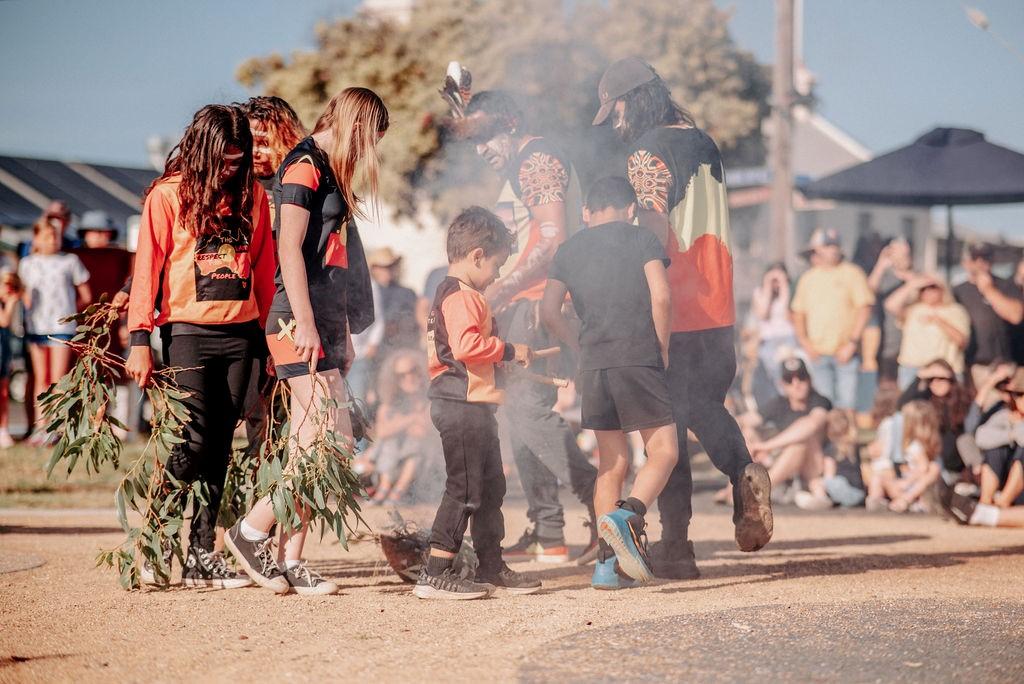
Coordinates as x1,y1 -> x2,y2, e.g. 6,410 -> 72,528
794,490 -> 833,511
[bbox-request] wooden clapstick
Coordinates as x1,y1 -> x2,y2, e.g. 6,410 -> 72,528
522,370 -> 570,389
533,346 -> 561,359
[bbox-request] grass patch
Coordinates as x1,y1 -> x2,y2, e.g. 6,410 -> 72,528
0,443 -> 141,509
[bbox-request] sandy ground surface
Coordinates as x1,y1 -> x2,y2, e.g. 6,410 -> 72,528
2,492 -> 1023,683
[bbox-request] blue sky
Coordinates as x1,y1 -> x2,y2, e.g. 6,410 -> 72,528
1,0 -> 1022,234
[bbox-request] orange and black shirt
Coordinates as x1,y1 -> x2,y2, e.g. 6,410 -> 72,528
627,126 -> 734,333
427,276 -> 515,405
128,175 -> 276,345
266,137 -> 374,337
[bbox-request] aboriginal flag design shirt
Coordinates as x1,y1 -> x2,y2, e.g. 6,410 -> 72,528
128,175 -> 276,346
427,276 -> 515,404
494,137 -> 582,303
266,137 -> 374,338
627,126 -> 734,333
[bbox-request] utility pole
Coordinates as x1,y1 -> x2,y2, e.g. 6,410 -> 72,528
770,0 -> 795,268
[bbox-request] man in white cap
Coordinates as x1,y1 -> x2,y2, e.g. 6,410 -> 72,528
791,228 -> 875,409
593,57 -> 773,579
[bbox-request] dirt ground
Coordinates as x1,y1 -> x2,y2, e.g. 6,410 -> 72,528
2,488 -> 1022,684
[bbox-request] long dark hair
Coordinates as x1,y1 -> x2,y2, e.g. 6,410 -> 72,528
148,104 -> 255,238
923,359 -> 971,430
621,77 -> 695,143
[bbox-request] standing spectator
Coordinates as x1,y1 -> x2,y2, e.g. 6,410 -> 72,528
750,262 -> 798,392
19,200 -> 79,258
884,275 -> 970,388
791,228 -> 875,409
348,276 -> 383,404
741,358 -> 831,505
368,247 -> 420,355
19,221 -> 92,444
869,238 -> 916,383
953,243 -> 1024,387
0,271 -> 21,448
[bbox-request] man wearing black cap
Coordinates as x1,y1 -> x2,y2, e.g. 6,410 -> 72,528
454,90 -> 599,564
593,57 -> 773,577
954,242 -> 1024,387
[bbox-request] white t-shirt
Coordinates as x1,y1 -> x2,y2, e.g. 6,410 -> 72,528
18,253 -> 89,335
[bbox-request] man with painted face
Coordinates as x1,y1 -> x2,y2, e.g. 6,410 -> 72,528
457,90 -> 599,565
593,57 -> 774,578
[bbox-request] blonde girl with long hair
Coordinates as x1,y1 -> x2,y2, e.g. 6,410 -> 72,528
226,87 -> 389,596
868,399 -> 942,513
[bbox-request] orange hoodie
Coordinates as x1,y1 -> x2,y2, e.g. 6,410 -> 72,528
128,175 -> 276,345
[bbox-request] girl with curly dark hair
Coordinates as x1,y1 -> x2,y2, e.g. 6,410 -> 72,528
126,104 -> 277,589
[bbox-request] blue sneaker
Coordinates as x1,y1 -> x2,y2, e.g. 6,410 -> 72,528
597,507 -> 653,583
591,557 -> 636,591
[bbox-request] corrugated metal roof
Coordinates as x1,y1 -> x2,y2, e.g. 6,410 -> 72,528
0,155 -> 157,228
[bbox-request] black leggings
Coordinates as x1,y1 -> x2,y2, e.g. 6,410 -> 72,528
428,399 -> 506,573
658,326 -> 753,544
161,328 -> 257,551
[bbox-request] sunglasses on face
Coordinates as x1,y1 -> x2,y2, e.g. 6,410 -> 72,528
396,369 -> 420,379
782,373 -> 809,385
928,376 -> 954,384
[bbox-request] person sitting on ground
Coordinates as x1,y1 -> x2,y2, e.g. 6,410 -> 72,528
740,357 -> 831,506
937,477 -> 1024,528
897,359 -> 972,481
884,274 -> 969,389
972,367 -> 1024,510
540,176 -> 681,588
794,409 -> 867,510
867,399 -> 941,513
357,349 -> 438,505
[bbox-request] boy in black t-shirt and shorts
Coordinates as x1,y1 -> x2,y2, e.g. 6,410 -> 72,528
540,177 -> 678,589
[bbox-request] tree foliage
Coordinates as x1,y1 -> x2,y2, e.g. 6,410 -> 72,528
237,0 -> 769,219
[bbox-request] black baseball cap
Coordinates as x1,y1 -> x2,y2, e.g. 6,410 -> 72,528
780,357 -> 810,383
592,57 -> 658,126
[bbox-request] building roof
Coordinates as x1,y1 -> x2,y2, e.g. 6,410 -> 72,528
0,154 -> 157,228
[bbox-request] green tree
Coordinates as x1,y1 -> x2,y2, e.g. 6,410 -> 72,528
237,0 -> 769,219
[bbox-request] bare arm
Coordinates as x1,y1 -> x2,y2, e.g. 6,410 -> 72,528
884,279 -> 922,318
792,310 -> 817,361
539,279 -> 578,355
644,259 -> 672,368
979,276 -> 1024,325
76,282 -> 92,309
0,298 -> 17,328
278,204 -> 319,363
930,314 -> 968,350
486,201 -> 566,310
636,209 -> 671,249
751,285 -> 772,322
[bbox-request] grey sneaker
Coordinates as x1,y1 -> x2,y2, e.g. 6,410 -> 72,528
224,522 -> 289,594
183,547 -> 253,589
139,542 -> 174,587
412,567 -> 491,600
649,540 -> 700,580
475,564 -> 542,595
284,561 -> 340,596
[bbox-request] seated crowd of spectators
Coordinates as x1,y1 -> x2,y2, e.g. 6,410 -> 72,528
738,228 -> 1024,529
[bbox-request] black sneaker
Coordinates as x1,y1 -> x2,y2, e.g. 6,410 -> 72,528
412,567 -> 491,600
935,478 -> 976,525
648,540 -> 700,580
284,561 -> 340,596
476,564 -> 542,595
502,526 -> 539,563
139,542 -> 174,587
734,463 -> 774,552
574,537 -> 600,566
224,522 -> 290,594
183,547 -> 253,589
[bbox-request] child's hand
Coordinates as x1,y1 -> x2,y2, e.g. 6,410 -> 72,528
512,344 -> 533,368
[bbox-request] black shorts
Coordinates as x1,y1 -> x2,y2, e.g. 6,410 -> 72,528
578,365 -> 674,432
266,315 -> 347,380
